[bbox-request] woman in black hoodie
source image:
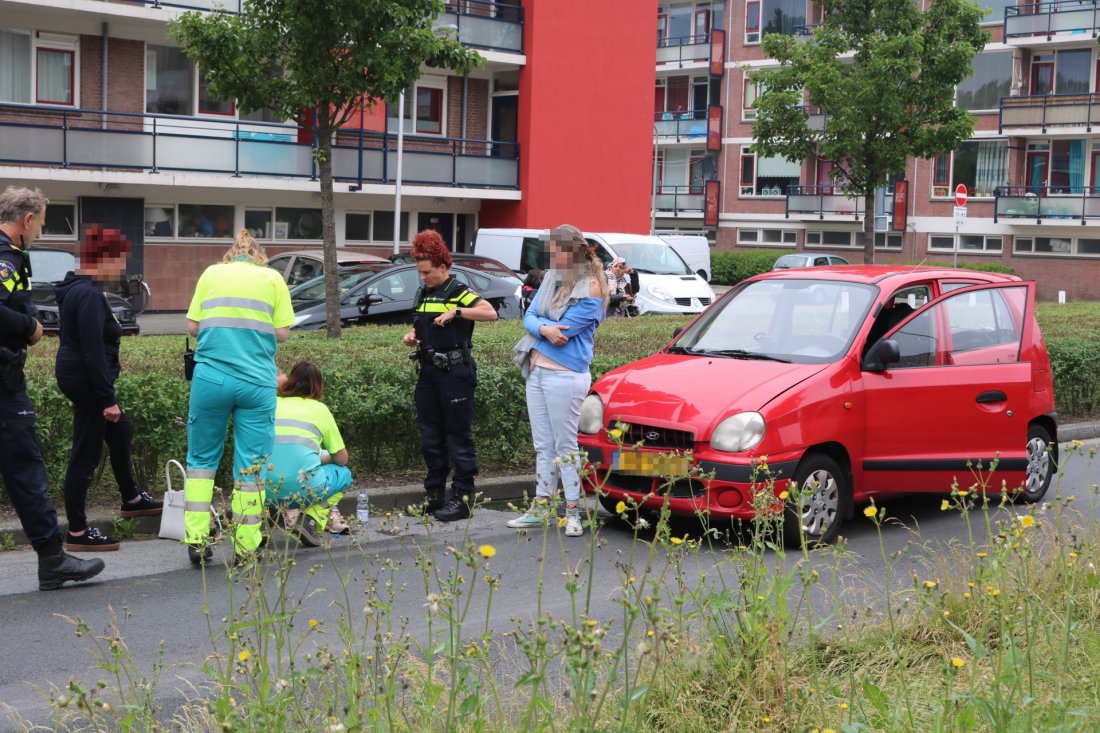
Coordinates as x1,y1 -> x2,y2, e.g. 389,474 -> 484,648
55,225 -> 161,552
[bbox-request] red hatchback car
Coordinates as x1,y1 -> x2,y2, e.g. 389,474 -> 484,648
578,266 -> 1057,546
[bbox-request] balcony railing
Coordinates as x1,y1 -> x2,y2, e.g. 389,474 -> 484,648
0,103 -> 518,190
1004,1 -> 1100,41
654,110 -> 709,139
111,0 -> 524,54
786,184 -> 895,219
656,33 -> 711,65
994,185 -> 1100,223
999,92 -> 1100,132
653,185 -> 704,214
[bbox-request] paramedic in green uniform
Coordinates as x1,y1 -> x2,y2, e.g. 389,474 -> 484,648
263,361 -> 352,547
184,229 -> 294,564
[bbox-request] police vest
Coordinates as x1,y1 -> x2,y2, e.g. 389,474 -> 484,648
412,276 -> 481,352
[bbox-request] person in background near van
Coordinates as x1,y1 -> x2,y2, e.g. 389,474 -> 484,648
0,185 -> 104,590
404,230 -> 498,522
264,362 -> 353,546
508,225 -> 608,536
605,257 -> 635,317
521,268 -> 543,313
56,225 -> 162,553
184,229 -> 294,565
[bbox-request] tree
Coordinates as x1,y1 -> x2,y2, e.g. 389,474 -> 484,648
749,0 -> 989,262
170,0 -> 480,337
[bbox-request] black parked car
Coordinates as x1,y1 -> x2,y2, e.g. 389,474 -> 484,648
290,262 -> 522,330
28,248 -> 140,336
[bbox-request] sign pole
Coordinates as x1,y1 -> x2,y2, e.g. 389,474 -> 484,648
953,184 -> 968,269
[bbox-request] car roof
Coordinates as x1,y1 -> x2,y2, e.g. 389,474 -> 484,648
587,232 -> 668,246
276,249 -> 387,263
752,265 -> 1020,286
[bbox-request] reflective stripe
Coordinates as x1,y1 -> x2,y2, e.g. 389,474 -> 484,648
198,316 -> 276,334
416,303 -> 452,314
202,296 -> 275,314
275,419 -> 322,438
187,468 -> 217,479
237,482 -> 263,494
185,501 -> 211,512
274,435 -> 318,448
235,513 -> 263,525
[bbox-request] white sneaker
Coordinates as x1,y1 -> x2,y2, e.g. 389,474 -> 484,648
564,506 -> 583,537
327,507 -> 351,535
506,501 -> 548,529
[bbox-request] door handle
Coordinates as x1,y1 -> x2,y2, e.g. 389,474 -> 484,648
976,390 -> 1007,404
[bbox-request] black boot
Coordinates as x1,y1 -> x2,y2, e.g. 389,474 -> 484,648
188,544 -> 213,566
38,549 -> 105,591
408,489 -> 445,517
434,494 -> 471,522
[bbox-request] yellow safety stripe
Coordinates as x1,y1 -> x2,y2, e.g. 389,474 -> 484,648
275,418 -> 322,439
202,296 -> 275,314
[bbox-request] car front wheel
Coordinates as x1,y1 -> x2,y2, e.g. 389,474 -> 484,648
1018,424 -> 1056,503
783,453 -> 850,548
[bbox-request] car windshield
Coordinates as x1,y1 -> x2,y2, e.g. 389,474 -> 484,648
290,265 -> 388,302
30,250 -> 77,283
671,278 -> 878,364
460,257 -> 516,280
774,255 -> 807,269
610,241 -> 692,275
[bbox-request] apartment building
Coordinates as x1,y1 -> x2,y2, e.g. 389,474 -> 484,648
0,0 -> 654,310
657,0 -> 1100,300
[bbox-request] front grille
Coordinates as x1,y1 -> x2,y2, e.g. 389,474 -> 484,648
657,476 -> 707,499
605,473 -> 706,499
613,422 -> 694,451
674,297 -> 711,307
606,472 -> 655,494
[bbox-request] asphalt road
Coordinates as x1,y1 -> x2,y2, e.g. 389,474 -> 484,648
1,439 -> 1097,729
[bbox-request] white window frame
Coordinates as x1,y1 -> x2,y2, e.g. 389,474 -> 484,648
0,30 -> 79,106
39,201 -> 77,240
1014,236 -> 1100,257
736,227 -> 797,246
743,77 -> 761,121
745,0 -> 761,44
345,211 -> 374,242
929,234 -> 1003,253
389,76 -> 448,136
805,230 -> 858,249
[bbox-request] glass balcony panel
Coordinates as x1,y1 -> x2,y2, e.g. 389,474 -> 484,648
1005,3 -> 1100,38
435,11 -> 522,52
654,187 -> 704,212
239,139 -> 311,176
0,127 -> 63,164
456,156 -> 517,187
67,129 -> 152,168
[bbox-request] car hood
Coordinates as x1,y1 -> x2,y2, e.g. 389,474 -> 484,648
592,353 -> 828,438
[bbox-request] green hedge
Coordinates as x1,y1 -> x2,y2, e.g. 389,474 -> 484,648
710,249 -> 787,285
8,305 -> 1099,507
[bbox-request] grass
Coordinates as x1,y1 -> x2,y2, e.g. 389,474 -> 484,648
4,442 -> 1098,732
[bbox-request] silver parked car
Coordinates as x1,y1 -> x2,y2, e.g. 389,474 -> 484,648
773,253 -> 851,270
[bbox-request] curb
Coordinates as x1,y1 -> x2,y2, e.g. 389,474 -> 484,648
0,474 -> 536,548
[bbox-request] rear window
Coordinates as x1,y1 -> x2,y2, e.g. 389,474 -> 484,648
30,250 -> 77,284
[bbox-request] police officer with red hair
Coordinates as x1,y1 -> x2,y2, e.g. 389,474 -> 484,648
403,230 -> 498,521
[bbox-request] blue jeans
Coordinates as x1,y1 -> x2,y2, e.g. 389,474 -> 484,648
526,366 -> 591,503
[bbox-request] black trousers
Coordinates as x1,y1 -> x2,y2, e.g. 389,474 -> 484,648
414,361 -> 478,496
57,373 -> 139,533
0,386 -> 61,552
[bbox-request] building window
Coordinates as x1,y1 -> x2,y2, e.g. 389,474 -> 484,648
932,153 -> 951,198
956,50 -> 1012,111
743,77 -> 761,120
41,203 -> 76,239
244,209 -> 272,239
198,71 -> 234,116
275,207 -> 323,240
388,78 -> 447,136
346,213 -> 372,241
1025,140 -> 1088,194
806,230 -> 856,248
1015,236 -> 1099,255
761,0 -> 806,36
874,232 -> 903,250
36,47 -> 74,105
976,0 -> 1015,22
740,146 -> 800,196
146,46 -> 194,115
930,234 -> 1003,252
374,211 -> 410,242
737,228 -> 796,245
745,0 -> 760,43
178,204 -> 233,238
953,140 -> 1008,197
144,206 -> 176,237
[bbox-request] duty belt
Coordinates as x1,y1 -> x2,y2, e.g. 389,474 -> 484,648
418,347 -> 471,370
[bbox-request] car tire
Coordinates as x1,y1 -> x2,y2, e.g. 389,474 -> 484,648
783,453 -> 850,549
1017,424 -> 1056,504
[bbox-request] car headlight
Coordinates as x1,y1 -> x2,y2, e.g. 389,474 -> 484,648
711,412 -> 765,452
647,284 -> 676,304
578,394 -> 604,434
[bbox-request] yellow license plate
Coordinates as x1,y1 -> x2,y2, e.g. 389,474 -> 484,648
612,451 -> 691,477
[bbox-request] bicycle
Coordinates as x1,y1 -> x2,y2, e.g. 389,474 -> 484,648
109,274 -> 152,315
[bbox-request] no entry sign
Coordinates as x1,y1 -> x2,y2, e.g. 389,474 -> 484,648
955,183 -> 968,207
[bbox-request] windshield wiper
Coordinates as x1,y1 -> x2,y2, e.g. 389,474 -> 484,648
699,349 -> 791,363
665,345 -> 698,355
631,267 -> 656,274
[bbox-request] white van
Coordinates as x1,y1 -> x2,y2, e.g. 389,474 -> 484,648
473,228 -> 715,315
658,233 -> 711,282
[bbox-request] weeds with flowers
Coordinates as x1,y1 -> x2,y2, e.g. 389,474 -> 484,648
7,442 -> 1100,732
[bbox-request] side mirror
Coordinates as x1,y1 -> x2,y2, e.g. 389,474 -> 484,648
358,294 -> 383,314
672,326 -> 685,338
862,338 -> 900,372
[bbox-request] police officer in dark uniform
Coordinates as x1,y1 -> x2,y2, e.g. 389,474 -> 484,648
0,186 -> 104,590
402,230 -> 498,522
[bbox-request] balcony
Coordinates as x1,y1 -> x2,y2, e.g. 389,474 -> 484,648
656,33 -> 711,67
654,110 -> 709,141
786,184 -> 895,219
994,186 -> 1100,223
96,0 -> 524,54
999,92 -> 1100,132
0,103 -> 518,190
653,185 -> 704,215
1004,1 -> 1100,42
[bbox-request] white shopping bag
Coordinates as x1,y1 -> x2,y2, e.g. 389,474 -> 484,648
159,460 -> 222,540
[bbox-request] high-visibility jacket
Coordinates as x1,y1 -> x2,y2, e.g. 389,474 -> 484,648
186,260 -> 294,386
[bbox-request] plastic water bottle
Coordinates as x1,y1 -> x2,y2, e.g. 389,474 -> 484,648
356,488 -> 370,524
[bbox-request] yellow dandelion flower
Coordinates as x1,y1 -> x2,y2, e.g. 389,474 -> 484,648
778,490 -> 789,501
1018,515 -> 1035,528
940,500 -> 950,511
1072,439 -> 1083,447
967,581 -> 975,588
238,650 -> 250,662
669,536 -> 684,545
309,619 -> 319,629
975,552 -> 988,559
924,580 -> 937,589
963,592 -> 971,599
839,702 -> 848,710
615,500 -> 626,514
863,505 -> 877,518
824,729 -> 837,733
478,544 -> 497,559
646,630 -> 654,637
586,619 -> 598,627
951,657 -> 965,668
558,517 -> 567,527
1069,551 -> 1079,559
609,429 -> 623,440
957,489 -> 969,497
762,717 -> 771,724
989,588 -> 1001,597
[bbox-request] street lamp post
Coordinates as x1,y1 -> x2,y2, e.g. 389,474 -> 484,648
393,90 -> 405,256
